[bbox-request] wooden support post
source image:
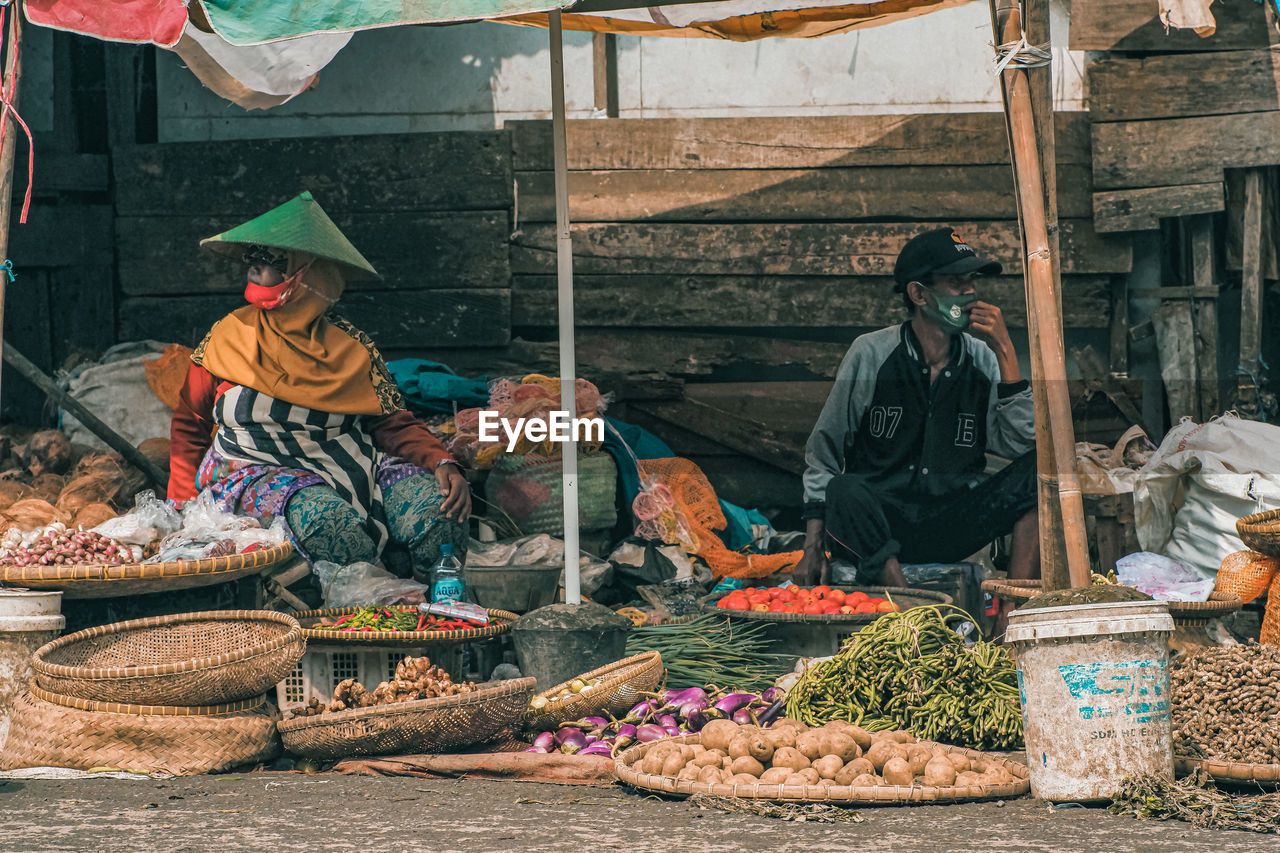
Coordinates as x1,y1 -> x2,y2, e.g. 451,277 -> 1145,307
592,33 -> 619,118
0,7 -> 23,412
991,0 -> 1091,589
1110,274 -> 1129,377
2,342 -> 169,489
1237,168 -> 1265,418
1189,215 -> 1220,418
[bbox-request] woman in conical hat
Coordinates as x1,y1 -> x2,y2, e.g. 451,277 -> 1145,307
168,192 -> 471,574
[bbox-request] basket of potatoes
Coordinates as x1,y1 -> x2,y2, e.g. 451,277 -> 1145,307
614,717 -> 1029,804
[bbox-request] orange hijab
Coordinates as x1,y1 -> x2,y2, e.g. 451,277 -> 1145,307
197,253 -> 386,415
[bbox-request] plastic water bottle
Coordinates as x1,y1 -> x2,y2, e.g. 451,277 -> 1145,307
430,544 -> 465,604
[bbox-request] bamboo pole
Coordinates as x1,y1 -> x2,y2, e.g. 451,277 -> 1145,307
0,5 -> 23,413
549,10 -> 582,605
990,0 -> 1091,588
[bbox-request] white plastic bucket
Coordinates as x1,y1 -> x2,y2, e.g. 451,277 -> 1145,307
0,590 -> 65,751
1006,599 -> 1174,802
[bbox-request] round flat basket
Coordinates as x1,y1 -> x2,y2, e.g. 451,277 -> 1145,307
296,606 -> 517,646
1176,756 -> 1280,786
277,677 -> 536,760
0,691 -> 281,775
32,609 -> 305,706
981,579 -> 1243,622
615,734 -> 1029,804
706,587 -> 953,624
28,680 -> 267,717
1237,509 -> 1280,558
523,651 -> 664,732
0,542 -> 294,599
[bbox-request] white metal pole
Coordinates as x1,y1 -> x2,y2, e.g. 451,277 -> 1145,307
549,10 -> 581,605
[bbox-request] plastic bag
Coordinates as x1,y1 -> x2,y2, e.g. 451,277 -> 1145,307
1116,551 -> 1215,602
92,490 -> 182,546
1134,415 -> 1280,580
313,560 -> 429,607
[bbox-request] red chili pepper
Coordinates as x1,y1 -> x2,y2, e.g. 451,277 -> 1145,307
333,615 -> 354,627
416,613 -> 426,631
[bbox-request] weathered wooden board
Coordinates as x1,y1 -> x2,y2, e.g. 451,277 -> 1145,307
509,113 -> 1091,170
32,153 -> 109,194
1092,184 -> 1225,233
114,132 -> 512,216
690,455 -> 802,511
515,164 -> 1093,222
11,205 -> 113,267
512,274 -> 1112,329
1152,301 -> 1199,422
1088,50 -> 1280,123
633,396 -> 806,474
511,219 -> 1130,276
50,265 -> 116,367
118,289 -> 511,349
1093,112 -> 1280,190
117,211 -> 510,296
1069,0 -> 1270,52
2,270 -> 52,423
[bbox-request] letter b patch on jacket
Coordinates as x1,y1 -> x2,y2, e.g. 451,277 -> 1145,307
955,413 -> 977,447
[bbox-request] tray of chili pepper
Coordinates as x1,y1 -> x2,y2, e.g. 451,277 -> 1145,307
294,606 -> 519,645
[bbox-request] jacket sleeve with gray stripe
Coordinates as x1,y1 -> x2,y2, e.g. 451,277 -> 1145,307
968,337 -> 1036,460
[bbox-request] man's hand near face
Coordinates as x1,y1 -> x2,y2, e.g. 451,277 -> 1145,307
967,300 -> 1021,383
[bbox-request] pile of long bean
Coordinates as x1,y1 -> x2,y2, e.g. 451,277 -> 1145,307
625,615 -> 788,693
783,605 -> 1022,750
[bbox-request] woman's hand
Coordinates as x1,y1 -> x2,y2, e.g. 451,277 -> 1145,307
435,462 -> 472,523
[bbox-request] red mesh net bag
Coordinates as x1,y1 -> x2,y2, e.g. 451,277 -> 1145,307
1262,571 -> 1280,645
1216,550 -> 1280,604
635,457 -> 801,579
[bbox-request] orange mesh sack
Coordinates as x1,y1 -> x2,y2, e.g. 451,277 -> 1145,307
1262,571 -> 1280,645
1216,550 -> 1280,604
635,457 -> 801,580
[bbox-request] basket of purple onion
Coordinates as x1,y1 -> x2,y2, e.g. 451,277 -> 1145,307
524,684 -> 786,758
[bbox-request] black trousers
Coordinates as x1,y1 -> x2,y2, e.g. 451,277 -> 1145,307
825,450 -> 1037,582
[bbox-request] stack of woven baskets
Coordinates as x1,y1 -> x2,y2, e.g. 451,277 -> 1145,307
0,610 -> 305,775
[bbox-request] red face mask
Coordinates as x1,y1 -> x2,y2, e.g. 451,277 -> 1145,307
244,263 -> 310,310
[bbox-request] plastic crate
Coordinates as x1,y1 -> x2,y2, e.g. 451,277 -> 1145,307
275,643 -> 463,711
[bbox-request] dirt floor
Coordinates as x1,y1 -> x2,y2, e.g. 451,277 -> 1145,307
0,772 -> 1270,852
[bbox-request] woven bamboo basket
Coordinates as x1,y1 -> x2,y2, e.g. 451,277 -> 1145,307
705,587 -> 954,624
1176,756 -> 1280,786
1237,510 -> 1280,558
980,579 -> 1242,624
295,606 -> 517,646
523,651 -> 664,732
28,681 -> 267,717
615,734 -> 1029,804
32,609 -> 305,706
276,677 -> 536,760
0,691 -> 281,775
0,542 -> 294,598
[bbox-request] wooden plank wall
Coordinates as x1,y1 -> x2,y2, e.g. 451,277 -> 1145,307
112,132 -> 514,349
1078,0 -> 1276,232
109,114 -> 1133,512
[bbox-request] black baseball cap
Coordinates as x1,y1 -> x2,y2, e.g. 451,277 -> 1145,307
892,227 -> 1002,290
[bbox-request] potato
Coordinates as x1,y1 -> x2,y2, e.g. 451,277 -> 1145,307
758,766 -> 792,784
782,773 -> 811,786
700,719 -> 741,752
690,744 -> 707,756
946,753 -> 973,773
881,757 -> 914,786
865,741 -> 906,772
794,731 -> 825,761
834,757 -> 875,785
649,741 -> 681,759
729,773 -> 760,785
906,745 -> 934,777
982,765 -> 1015,784
955,771 -> 985,787
697,765 -> 725,784
661,752 -> 687,777
795,768 -> 821,785
679,745 -> 696,762
821,732 -> 860,763
720,756 -> 734,770
923,755 -> 957,787
772,718 -> 809,732
727,735 -> 753,759
845,725 -> 873,751
850,773 -> 882,786
747,734 -> 775,763
692,750 -> 725,768
677,765 -> 700,781
883,730 -> 916,744
817,778 -> 837,788
639,754 -> 665,775
763,727 -> 796,750
729,755 -> 765,777
770,746 -> 810,771
812,755 -> 844,780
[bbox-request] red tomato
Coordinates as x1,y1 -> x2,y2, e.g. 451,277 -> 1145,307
767,601 -> 788,613
821,603 -> 842,614
812,585 -> 832,598
776,589 -> 795,602
752,603 -> 770,612
803,602 -> 825,615
722,597 -> 749,611
826,590 -> 846,605
839,605 -> 856,614
867,597 -> 886,606
876,601 -> 899,612
766,587 -> 786,597
847,591 -> 870,603
854,603 -> 877,614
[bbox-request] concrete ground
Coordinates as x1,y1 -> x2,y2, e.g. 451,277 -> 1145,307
0,773 -> 1269,852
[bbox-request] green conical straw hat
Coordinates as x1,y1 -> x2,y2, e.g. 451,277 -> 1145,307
200,191 -> 379,281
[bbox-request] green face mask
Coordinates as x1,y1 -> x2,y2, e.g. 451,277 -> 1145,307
921,287 -> 977,334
